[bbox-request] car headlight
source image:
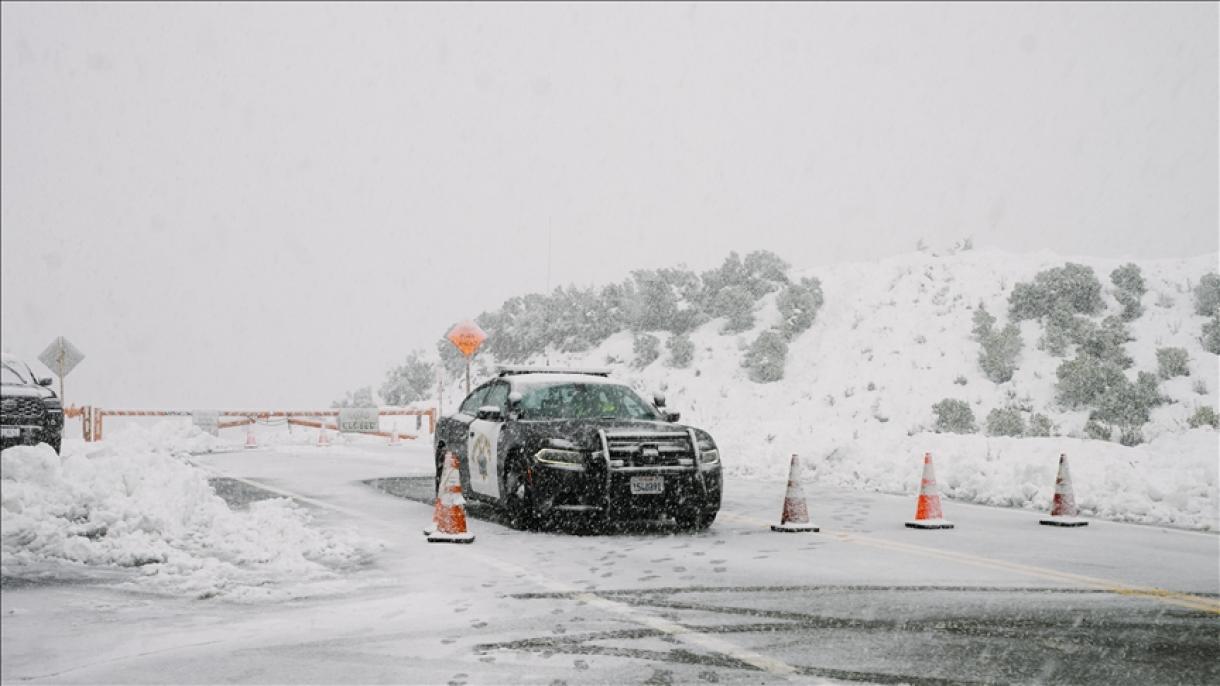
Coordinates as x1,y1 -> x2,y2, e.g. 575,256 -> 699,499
697,444 -> 720,465
42,399 -> 62,412
535,448 -> 585,465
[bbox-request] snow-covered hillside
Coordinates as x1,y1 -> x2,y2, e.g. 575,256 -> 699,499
453,249 -> 1219,529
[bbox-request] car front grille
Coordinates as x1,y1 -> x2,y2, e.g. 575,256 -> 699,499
1,397 -> 46,424
603,431 -> 695,467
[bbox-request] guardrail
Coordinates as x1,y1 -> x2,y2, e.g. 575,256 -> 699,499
63,406 -> 436,442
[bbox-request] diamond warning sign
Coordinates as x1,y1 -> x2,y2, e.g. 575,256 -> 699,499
446,320 -> 487,359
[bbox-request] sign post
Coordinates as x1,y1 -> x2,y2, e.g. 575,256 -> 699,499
38,336 -> 85,407
446,320 -> 487,397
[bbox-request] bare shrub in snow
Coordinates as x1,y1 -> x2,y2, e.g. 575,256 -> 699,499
1118,426 -> 1144,447
1076,316 -> 1134,369
1156,347 -> 1190,380
1009,263 -> 1105,321
972,303 -> 1023,383
632,333 -> 660,368
1187,406 -> 1218,429
954,375 -> 968,385
742,330 -> 788,383
1192,378 -> 1208,395
713,286 -> 756,334
1194,273 -> 1220,316
932,398 -> 977,434
1155,292 -> 1175,309
1083,418 -> 1111,441
985,407 -> 1025,437
1055,354 -> 1126,409
380,351 -> 435,405
666,332 -> 694,368
776,276 -> 824,339
700,250 -> 789,303
1202,312 -> 1220,355
1028,413 -> 1054,437
332,386 -> 375,408
1110,263 -> 1146,321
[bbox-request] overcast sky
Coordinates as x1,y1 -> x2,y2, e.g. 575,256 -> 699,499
2,2 -> 1216,410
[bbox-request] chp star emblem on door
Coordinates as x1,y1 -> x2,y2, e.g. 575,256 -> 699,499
472,433 -> 492,480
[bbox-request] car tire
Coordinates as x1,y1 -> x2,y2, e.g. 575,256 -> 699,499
678,508 -> 717,531
434,446 -> 447,495
503,454 -> 536,531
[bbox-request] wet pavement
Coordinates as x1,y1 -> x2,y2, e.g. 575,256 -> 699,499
4,446 -> 1217,685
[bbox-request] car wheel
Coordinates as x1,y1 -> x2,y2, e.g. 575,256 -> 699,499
434,447 -> 447,494
503,455 -> 536,531
678,508 -> 717,531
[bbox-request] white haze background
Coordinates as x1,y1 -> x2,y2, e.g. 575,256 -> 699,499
2,3 -> 1216,409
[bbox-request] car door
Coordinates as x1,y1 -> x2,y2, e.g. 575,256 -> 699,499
466,381 -> 508,500
448,385 -> 489,483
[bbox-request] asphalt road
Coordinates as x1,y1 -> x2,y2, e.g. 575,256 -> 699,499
2,441 -> 1217,685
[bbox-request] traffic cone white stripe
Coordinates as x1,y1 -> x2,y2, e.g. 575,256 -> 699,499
906,452 -> 953,529
772,454 -> 819,532
1040,453 -> 1088,527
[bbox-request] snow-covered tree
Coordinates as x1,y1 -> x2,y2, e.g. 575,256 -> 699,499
743,330 -> 788,383
1194,273 -> 1220,316
380,351 -> 435,405
985,407 -> 1025,436
1111,263 -> 1146,321
332,386 -> 375,408
1009,263 -> 1105,321
932,399 -> 976,434
632,333 -> 660,368
1156,347 -> 1190,380
713,286 -> 756,334
666,332 -> 695,368
776,277 -> 824,339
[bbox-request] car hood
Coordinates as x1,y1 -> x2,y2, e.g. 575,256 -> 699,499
516,417 -> 707,450
0,384 -> 54,400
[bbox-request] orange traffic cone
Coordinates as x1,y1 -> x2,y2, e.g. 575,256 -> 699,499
771,454 -> 819,532
244,423 -> 258,449
422,496 -> 441,536
905,452 -> 954,529
1040,453 -> 1088,527
317,423 -> 331,447
427,451 -> 475,543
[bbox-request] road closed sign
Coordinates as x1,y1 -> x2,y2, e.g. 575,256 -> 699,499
338,407 -> 379,433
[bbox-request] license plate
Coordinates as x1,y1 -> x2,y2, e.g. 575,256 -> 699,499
630,475 -> 664,495
0,427 -> 19,438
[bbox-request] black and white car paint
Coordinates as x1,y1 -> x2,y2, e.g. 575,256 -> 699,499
434,367 -> 722,530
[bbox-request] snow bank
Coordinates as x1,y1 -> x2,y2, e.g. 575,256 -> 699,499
718,428 -> 1219,531
1,423 -> 380,600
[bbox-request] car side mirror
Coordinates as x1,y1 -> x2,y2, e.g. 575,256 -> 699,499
476,405 -> 504,422
506,392 -> 523,420
38,377 -> 53,387
653,391 -> 666,408
664,410 -> 681,423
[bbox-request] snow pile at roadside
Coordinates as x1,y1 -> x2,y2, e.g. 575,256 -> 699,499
1,424 -> 380,600
717,428 -> 1219,530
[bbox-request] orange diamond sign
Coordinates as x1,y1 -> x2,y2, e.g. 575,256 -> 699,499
447,320 -> 487,358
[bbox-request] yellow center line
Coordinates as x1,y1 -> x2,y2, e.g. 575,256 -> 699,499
719,511 -> 1220,614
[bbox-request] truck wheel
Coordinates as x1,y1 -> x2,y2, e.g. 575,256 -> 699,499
678,508 -> 717,531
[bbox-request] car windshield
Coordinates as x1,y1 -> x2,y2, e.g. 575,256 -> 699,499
1,362 -> 30,385
517,382 -> 660,421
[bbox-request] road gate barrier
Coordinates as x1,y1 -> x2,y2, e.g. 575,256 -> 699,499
64,406 -> 436,442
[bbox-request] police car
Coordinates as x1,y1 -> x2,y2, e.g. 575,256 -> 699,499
434,367 -> 722,530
